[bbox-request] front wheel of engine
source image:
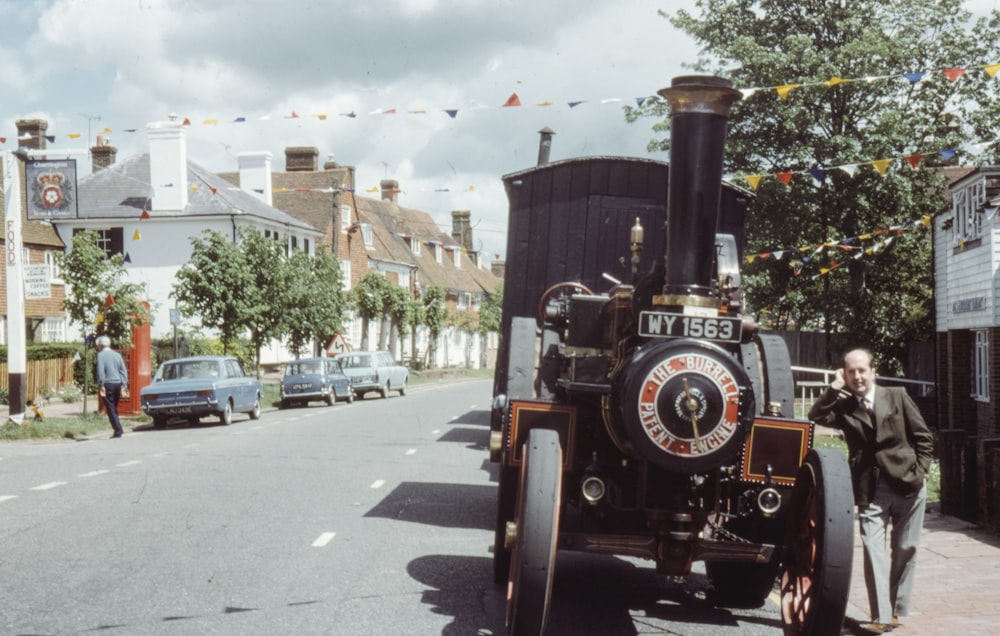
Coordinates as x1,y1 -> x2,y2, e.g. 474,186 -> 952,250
780,449 -> 854,636
506,428 -> 562,636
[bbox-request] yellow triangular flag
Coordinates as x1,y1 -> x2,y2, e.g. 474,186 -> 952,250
825,77 -> 849,87
744,175 -> 763,191
133,229 -> 141,240
775,84 -> 800,100
202,119 -> 219,125
68,133 -> 81,139
983,63 -> 1000,78
871,159 -> 892,175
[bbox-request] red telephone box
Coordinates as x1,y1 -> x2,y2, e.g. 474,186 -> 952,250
98,303 -> 151,416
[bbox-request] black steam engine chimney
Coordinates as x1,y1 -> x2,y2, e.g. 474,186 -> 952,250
658,76 -> 742,305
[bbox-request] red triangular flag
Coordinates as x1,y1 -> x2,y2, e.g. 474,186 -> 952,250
182,118 -> 191,126
140,209 -> 151,219
905,153 -> 923,170
0,137 -> 6,143
104,294 -> 115,307
943,67 -> 967,82
210,187 -> 217,195
776,172 -> 794,185
502,93 -> 522,107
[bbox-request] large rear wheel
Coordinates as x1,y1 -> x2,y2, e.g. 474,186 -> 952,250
506,428 -> 562,636
780,449 -> 854,636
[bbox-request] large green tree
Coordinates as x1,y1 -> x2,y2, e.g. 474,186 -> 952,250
283,247 -> 347,357
629,0 -> 1000,371
172,229 -> 252,354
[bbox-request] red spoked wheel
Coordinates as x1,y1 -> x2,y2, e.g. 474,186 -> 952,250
506,428 -> 562,636
780,449 -> 855,636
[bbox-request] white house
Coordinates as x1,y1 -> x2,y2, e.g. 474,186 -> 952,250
52,119 -> 322,362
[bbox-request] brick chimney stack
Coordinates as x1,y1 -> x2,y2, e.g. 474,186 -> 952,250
380,179 -> 399,203
91,135 -> 117,171
285,146 -> 318,172
451,210 -> 472,251
16,119 -> 48,150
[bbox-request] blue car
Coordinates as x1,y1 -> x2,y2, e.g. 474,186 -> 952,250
140,356 -> 262,427
280,357 -> 353,408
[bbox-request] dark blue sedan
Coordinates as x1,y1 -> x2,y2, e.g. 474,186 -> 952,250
280,357 -> 353,408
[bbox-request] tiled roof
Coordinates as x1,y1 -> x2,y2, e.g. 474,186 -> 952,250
77,154 -> 316,232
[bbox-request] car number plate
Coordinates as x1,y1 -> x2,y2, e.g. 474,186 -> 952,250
638,311 -> 742,343
292,383 -> 311,390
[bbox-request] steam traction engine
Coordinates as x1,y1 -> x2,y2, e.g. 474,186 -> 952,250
489,76 -> 855,635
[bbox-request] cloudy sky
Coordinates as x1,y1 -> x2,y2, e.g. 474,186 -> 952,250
2,0 -> 997,262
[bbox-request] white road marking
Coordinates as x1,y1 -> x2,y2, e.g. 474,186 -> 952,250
79,469 -> 110,478
370,479 -> 386,489
0,495 -> 18,503
311,532 -> 336,547
116,460 -> 142,467
405,449 -> 417,456
31,482 -> 67,491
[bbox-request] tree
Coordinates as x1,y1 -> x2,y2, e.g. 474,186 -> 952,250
422,285 -> 448,369
629,0 -> 1000,371
172,229 -> 252,354
350,272 -> 394,350
239,228 -> 292,372
60,230 -> 150,346
283,247 -> 347,357
60,230 -> 150,411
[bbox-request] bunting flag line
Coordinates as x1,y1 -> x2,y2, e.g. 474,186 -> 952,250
4,59 -> 998,146
745,214 -> 932,279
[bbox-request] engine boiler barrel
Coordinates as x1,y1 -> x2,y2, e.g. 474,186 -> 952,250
658,76 -> 742,300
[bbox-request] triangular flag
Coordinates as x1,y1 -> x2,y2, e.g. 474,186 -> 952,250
203,118 -> 219,125
140,209 -> 151,219
132,229 -> 141,240
340,111 -> 357,118
775,84 -> 800,100
123,253 -> 132,263
0,137 -> 6,143
871,159 -> 892,175
744,175 -> 763,191
568,101 -> 586,108
286,111 -> 300,119
104,294 -> 115,307
444,109 -> 459,118
71,351 -> 81,363
233,116 -> 246,123
985,63 -> 1000,78
839,164 -> 859,177
68,133 -> 81,139
182,118 -> 191,126
943,67 -> 967,82
536,101 -> 554,106
904,153 -> 923,169
366,186 -> 379,192
902,71 -> 926,84
502,93 -> 521,107
938,148 -> 957,160
635,96 -> 648,107
809,168 -> 827,186
776,172 -> 794,185
825,77 -> 849,87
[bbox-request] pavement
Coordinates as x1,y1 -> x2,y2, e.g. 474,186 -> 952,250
7,398 -> 1000,634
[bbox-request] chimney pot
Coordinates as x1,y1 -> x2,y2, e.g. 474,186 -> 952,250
380,178 -> 399,203
285,146 -> 319,172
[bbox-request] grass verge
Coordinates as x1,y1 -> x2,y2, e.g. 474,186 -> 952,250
812,433 -> 940,503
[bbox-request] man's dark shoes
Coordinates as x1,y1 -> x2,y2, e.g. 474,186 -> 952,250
111,433 -> 123,438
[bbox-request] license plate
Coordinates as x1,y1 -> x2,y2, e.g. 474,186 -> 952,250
292,383 -> 311,390
638,311 -> 742,343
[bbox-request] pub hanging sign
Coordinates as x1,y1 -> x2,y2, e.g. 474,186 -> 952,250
25,159 -> 78,220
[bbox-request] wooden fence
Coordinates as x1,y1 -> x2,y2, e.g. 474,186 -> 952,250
0,357 -> 75,403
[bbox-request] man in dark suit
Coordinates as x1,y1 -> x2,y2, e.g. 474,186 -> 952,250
809,348 -> 934,633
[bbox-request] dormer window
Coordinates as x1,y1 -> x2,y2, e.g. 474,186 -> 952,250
434,243 -> 442,263
452,247 -> 461,268
409,236 -> 421,256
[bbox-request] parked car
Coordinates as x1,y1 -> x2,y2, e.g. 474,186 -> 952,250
337,350 -> 408,399
140,356 -> 262,426
280,357 -> 353,408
